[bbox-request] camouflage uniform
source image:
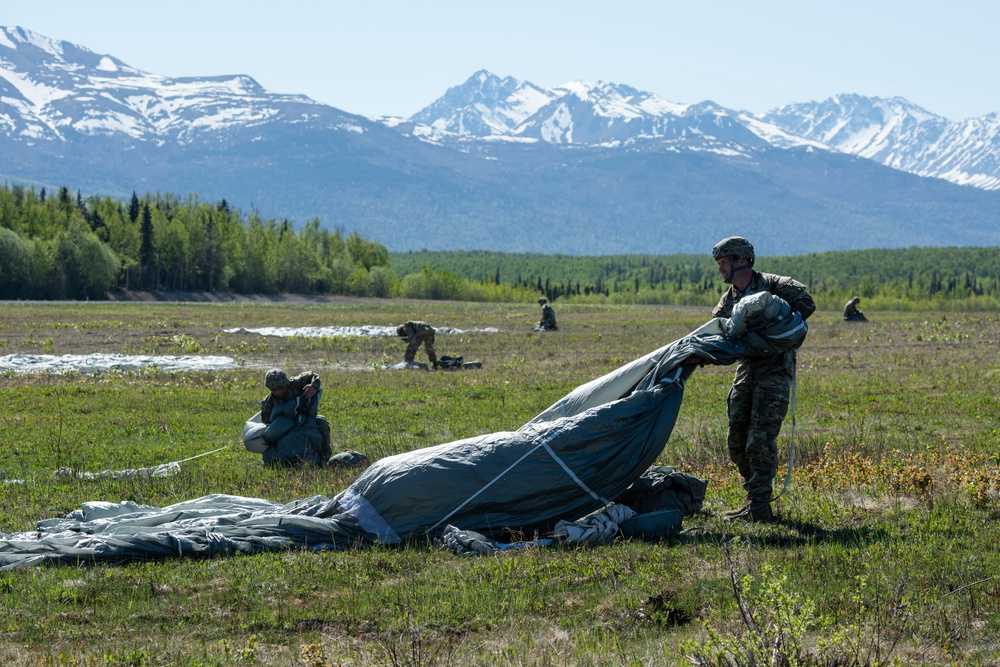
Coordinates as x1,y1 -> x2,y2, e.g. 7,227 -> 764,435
261,371 -> 321,424
843,297 -> 867,322
538,301 -> 558,331
398,321 -> 437,365
713,271 -> 815,504
260,370 -> 332,465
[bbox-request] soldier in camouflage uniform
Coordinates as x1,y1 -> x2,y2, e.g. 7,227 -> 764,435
843,296 -> 867,322
397,321 -> 438,367
708,236 -> 816,522
261,369 -> 332,466
535,297 -> 558,331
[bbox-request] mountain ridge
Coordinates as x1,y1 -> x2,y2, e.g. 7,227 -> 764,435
398,70 -> 1000,191
2,26 -> 998,255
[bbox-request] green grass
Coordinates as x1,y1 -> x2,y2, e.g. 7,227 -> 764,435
1,301 -> 999,665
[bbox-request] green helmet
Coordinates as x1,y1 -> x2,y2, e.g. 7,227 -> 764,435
712,236 -> 755,265
264,368 -> 288,389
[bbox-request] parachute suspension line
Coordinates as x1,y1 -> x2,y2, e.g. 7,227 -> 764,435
173,447 -> 227,465
426,426 -> 610,535
537,438 -> 610,506
426,438 -> 549,535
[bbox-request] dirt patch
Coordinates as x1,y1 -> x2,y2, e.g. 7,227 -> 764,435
841,490 -> 923,512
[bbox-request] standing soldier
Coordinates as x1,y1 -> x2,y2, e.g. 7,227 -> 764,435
535,297 -> 558,331
397,321 -> 438,368
707,236 -> 816,522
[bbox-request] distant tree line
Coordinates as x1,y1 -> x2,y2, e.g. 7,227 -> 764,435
391,249 -> 1000,311
3,183 -> 998,310
0,184 -> 536,302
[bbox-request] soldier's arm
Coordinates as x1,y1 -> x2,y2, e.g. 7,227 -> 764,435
774,277 -> 816,320
295,372 -> 321,396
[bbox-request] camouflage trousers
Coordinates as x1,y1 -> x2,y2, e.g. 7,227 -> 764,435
404,330 -> 437,364
726,351 -> 794,503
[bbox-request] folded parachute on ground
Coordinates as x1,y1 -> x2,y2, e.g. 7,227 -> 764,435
0,293 -> 805,569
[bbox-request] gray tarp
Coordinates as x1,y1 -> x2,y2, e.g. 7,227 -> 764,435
0,296 -> 805,569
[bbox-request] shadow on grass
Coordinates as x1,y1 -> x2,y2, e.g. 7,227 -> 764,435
677,514 -> 889,549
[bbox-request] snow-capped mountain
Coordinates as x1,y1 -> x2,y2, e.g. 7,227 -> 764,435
0,25 -> 372,143
2,26 -> 998,255
401,69 -> 814,152
399,72 -> 1000,191
410,70 -> 554,136
762,94 -> 1000,190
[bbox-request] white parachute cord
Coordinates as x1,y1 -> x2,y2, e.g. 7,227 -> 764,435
173,446 -> 228,464
771,371 -> 796,504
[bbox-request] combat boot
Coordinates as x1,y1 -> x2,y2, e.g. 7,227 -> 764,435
748,501 -> 776,523
724,500 -> 777,523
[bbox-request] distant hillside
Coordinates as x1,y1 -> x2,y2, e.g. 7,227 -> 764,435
3,27 -> 1000,256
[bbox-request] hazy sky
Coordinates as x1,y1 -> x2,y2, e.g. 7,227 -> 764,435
5,1 -> 998,120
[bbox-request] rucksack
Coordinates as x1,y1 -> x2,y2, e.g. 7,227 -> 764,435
436,355 -> 464,370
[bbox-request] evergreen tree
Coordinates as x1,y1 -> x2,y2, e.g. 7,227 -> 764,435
139,203 -> 154,289
128,192 -> 140,223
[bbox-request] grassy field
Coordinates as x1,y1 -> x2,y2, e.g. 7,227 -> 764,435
1,300 -> 999,666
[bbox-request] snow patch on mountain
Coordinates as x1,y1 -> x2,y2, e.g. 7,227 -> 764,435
96,56 -> 119,72
0,26 -> 338,143
1,25 -> 65,56
539,103 -> 573,143
2,65 -> 71,107
761,94 -> 1000,190
736,113 -> 827,149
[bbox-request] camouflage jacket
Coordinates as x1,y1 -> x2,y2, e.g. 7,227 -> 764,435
399,321 -> 434,342
712,271 -> 816,321
539,304 -> 557,329
260,371 -> 321,424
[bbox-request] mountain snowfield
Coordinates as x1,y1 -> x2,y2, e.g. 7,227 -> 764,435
761,95 -> 1000,190
401,69 -> 809,155
399,69 -> 1000,190
3,26 -> 998,190
0,26 -> 359,142
1,25 -> 998,255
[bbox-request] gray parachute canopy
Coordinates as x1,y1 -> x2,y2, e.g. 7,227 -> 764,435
343,300 -> 803,544
0,296 -> 805,569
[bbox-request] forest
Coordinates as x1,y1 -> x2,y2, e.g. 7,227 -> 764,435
1,183 -> 998,310
391,247 -> 1000,311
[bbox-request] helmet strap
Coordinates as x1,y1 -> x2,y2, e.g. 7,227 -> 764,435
724,257 -> 752,284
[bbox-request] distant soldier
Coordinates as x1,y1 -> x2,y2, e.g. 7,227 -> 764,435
535,297 -> 558,331
843,296 -> 868,322
397,321 -> 438,367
